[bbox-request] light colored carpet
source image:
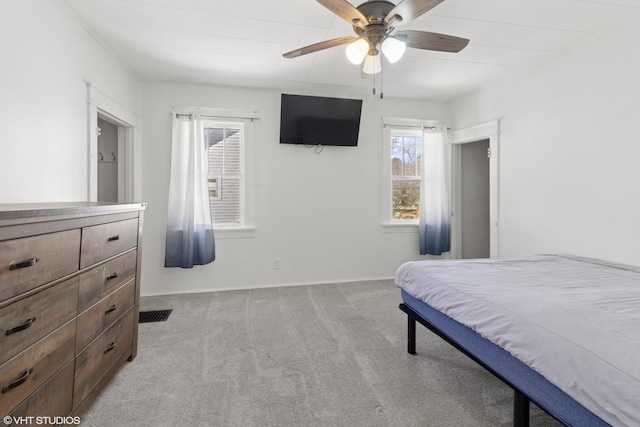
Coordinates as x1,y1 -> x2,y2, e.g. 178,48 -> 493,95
78,280 -> 560,426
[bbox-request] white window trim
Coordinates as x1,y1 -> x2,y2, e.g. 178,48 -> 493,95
215,226 -> 256,240
381,118 -> 441,231
177,107 -> 257,238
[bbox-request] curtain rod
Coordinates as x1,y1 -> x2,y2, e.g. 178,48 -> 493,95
175,113 -> 259,121
383,124 -> 437,131
383,124 -> 451,131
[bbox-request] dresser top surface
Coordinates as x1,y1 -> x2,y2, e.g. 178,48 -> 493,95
0,202 -> 146,222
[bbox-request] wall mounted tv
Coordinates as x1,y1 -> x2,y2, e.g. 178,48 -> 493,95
279,94 -> 363,147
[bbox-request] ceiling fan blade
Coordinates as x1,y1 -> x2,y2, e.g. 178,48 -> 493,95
396,30 -> 469,53
385,0 -> 444,25
283,36 -> 358,59
316,0 -> 368,28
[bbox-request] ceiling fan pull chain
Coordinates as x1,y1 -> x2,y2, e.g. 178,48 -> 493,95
372,69 -> 376,95
380,57 -> 384,99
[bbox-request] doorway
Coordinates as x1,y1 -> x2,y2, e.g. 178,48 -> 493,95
460,139 -> 490,258
86,82 -> 138,203
451,120 -> 499,259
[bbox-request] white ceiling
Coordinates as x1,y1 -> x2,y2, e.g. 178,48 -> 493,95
59,0 -> 640,100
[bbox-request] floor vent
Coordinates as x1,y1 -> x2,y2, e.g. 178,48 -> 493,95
139,309 -> 173,323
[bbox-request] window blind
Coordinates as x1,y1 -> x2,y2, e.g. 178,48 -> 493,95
206,127 -> 242,225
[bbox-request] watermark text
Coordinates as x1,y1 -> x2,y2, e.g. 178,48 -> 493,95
3,416 -> 81,426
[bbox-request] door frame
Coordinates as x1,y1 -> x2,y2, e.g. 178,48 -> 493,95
450,120 -> 499,258
86,82 -> 139,202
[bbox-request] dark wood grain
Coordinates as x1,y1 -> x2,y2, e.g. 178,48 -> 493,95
398,30 -> 469,52
78,250 -> 137,312
385,0 -> 443,25
7,361 -> 74,424
283,36 -> 357,58
73,308 -> 134,408
80,218 -> 138,268
0,230 -> 80,302
76,279 -> 135,352
317,0 -> 368,26
0,204 -> 144,418
0,320 -> 76,416
0,278 -> 78,364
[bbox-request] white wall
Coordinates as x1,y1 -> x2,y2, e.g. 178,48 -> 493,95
140,81 -> 450,295
0,0 -> 140,203
451,17 -> 640,266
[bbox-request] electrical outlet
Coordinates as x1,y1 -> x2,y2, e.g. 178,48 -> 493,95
273,258 -> 280,270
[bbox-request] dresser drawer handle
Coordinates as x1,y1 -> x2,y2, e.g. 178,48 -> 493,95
2,368 -> 33,393
108,235 -> 120,242
9,257 -> 39,271
5,317 -> 37,336
104,340 -> 117,354
105,304 -> 118,314
106,272 -> 119,280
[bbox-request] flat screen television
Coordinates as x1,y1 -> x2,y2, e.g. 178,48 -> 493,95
279,94 -> 362,147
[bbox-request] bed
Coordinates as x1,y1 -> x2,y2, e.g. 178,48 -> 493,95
395,254 -> 640,427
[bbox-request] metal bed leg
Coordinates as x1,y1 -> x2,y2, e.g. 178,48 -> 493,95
513,389 -> 530,427
407,310 -> 417,355
399,303 -> 418,355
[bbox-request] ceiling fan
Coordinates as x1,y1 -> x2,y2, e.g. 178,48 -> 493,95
283,0 -> 469,75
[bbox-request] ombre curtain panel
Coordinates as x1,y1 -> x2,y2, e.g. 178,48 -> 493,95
419,126 -> 451,255
165,113 -> 216,268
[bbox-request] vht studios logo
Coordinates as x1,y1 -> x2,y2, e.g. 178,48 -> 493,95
3,416 -> 81,426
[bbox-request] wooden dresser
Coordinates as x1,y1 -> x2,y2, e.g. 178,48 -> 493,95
0,202 -> 145,422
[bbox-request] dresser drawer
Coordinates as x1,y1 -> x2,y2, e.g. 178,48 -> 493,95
80,218 -> 138,268
0,320 -> 76,416
73,307 -> 134,407
7,361 -> 74,424
77,250 -> 137,312
0,278 -> 78,365
0,230 -> 80,302
76,278 -> 135,353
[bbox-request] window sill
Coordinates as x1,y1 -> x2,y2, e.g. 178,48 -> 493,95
381,222 -> 418,233
214,226 -> 256,239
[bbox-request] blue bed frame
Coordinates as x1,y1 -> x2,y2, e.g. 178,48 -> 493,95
400,290 -> 609,427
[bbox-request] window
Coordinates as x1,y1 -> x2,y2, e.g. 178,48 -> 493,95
203,122 -> 244,227
382,121 -> 436,226
391,130 -> 422,221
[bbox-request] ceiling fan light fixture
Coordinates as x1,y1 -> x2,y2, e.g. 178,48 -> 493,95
381,37 -> 406,63
362,54 -> 381,75
345,38 -> 369,64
